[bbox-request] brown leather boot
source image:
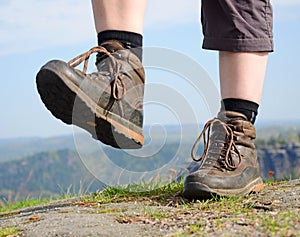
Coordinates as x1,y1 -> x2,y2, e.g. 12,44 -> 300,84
36,40 -> 145,149
183,111 -> 263,199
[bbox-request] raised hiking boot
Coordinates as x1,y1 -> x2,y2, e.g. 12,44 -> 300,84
183,111 -> 263,199
36,40 -> 145,149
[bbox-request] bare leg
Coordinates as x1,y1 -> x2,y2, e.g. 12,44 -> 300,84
219,52 -> 268,104
91,0 -> 147,34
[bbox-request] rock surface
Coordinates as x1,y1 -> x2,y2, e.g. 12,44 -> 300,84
1,179 -> 300,237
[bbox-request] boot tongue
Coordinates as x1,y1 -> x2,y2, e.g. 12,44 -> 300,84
210,121 -> 241,171
96,40 -> 125,65
100,40 -> 125,53
217,111 -> 248,123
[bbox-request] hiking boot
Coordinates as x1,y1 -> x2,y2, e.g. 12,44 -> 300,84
183,111 -> 263,199
36,40 -> 145,149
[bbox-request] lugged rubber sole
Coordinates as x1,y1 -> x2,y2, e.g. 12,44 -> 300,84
36,60 -> 144,149
183,177 -> 264,200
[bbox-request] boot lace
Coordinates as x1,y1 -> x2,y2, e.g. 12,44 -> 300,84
67,46 -> 126,101
191,118 -> 242,171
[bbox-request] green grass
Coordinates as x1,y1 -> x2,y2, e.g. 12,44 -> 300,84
0,227 -> 20,237
0,198 -> 51,213
251,210 -> 300,236
84,179 -> 185,205
172,193 -> 300,236
85,180 -> 299,236
0,179 -> 299,236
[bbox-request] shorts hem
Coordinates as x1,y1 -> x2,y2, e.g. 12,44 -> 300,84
203,37 -> 274,52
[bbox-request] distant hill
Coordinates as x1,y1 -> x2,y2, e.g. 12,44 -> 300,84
0,149 -> 104,203
258,143 -> 300,180
0,124 -> 200,163
256,121 -> 300,140
1,122 -> 300,202
2,121 -> 300,163
0,135 -> 76,163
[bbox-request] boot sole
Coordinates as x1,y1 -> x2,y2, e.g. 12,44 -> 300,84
36,60 -> 144,149
183,177 -> 264,199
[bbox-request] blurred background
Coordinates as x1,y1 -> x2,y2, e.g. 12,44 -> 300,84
0,0 -> 300,202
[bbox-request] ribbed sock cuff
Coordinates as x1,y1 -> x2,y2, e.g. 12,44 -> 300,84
97,30 -> 143,47
97,30 -> 143,61
221,98 -> 259,124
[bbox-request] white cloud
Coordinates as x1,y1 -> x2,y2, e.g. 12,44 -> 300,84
272,0 -> 300,21
272,0 -> 300,5
144,0 -> 200,28
0,0 -> 299,56
0,0 -> 95,56
0,0 -> 200,56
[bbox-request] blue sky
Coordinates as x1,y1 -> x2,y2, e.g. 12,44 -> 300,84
0,0 -> 300,139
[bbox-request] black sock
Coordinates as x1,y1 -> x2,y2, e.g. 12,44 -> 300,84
97,30 -> 143,61
221,98 -> 259,124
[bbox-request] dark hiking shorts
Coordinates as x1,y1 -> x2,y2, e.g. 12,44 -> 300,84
201,0 -> 274,52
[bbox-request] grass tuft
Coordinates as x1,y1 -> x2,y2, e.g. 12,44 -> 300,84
0,227 -> 20,237
84,179 -> 185,205
0,199 -> 51,213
